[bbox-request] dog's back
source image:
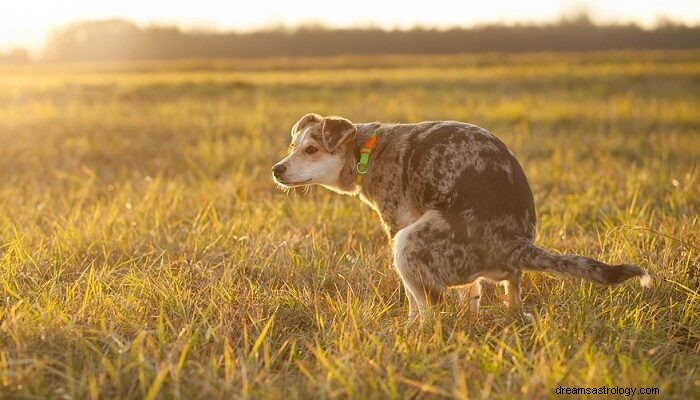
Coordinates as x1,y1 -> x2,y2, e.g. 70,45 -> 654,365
358,121 -> 535,241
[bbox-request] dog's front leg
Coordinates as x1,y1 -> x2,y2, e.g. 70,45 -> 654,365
404,285 -> 418,322
393,217 -> 445,322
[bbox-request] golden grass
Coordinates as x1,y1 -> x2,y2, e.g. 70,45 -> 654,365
0,51 -> 698,399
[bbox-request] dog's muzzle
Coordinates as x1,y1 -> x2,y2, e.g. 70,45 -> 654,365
272,163 -> 287,177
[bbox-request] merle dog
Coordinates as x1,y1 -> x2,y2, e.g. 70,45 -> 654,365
273,114 -> 651,321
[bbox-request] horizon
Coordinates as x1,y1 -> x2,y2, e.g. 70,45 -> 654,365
2,0 -> 699,54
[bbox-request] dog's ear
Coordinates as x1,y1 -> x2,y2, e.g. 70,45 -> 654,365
321,116 -> 356,152
291,113 -> 321,137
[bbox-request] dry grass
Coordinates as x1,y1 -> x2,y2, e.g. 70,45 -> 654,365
0,51 -> 698,399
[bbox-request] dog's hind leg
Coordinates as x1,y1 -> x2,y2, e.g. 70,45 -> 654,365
501,270 -> 522,307
501,270 -> 532,320
458,280 -> 482,317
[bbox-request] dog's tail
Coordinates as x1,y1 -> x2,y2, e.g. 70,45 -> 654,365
511,241 -> 652,287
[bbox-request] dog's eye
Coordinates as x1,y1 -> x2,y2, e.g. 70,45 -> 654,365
305,146 -> 318,154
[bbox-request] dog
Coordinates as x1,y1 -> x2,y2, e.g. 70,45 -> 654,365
272,114 -> 651,321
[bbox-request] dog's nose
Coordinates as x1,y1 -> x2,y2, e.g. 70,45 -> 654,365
272,163 -> 287,175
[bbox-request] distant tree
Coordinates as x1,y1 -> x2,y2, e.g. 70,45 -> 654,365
41,19 -> 700,62
0,48 -> 31,63
44,20 -> 140,61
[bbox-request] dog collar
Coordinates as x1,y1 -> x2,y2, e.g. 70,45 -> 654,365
355,131 -> 378,185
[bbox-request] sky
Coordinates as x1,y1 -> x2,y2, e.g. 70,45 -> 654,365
1,0 -> 699,53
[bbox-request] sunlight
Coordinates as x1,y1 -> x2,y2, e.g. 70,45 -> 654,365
1,0 -> 698,53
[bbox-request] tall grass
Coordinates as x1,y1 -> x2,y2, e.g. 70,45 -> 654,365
0,51 -> 698,399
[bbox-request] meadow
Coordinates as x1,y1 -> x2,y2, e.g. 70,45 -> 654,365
0,51 -> 698,399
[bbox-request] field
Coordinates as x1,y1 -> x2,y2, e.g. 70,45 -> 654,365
0,51 -> 698,399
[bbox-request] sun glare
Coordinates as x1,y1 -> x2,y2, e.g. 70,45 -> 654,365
0,0 -> 698,53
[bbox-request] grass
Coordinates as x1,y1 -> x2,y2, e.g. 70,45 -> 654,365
0,50 -> 698,399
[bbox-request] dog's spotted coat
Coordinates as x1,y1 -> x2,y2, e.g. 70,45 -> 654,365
273,114 -> 651,321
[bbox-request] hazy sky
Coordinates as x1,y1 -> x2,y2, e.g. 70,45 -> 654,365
2,0 -> 699,53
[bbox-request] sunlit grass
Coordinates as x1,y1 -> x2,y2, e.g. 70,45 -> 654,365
0,51 -> 698,399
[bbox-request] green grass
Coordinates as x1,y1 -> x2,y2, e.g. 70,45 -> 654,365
0,51 -> 698,399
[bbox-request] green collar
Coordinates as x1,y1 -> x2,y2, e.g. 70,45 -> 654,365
355,131 -> 378,185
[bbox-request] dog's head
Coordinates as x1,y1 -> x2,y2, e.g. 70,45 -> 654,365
272,114 -> 356,191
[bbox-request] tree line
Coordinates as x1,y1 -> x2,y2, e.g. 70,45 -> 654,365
34,18 -> 700,61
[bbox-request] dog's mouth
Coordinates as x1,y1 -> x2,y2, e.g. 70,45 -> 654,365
273,176 -> 312,187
